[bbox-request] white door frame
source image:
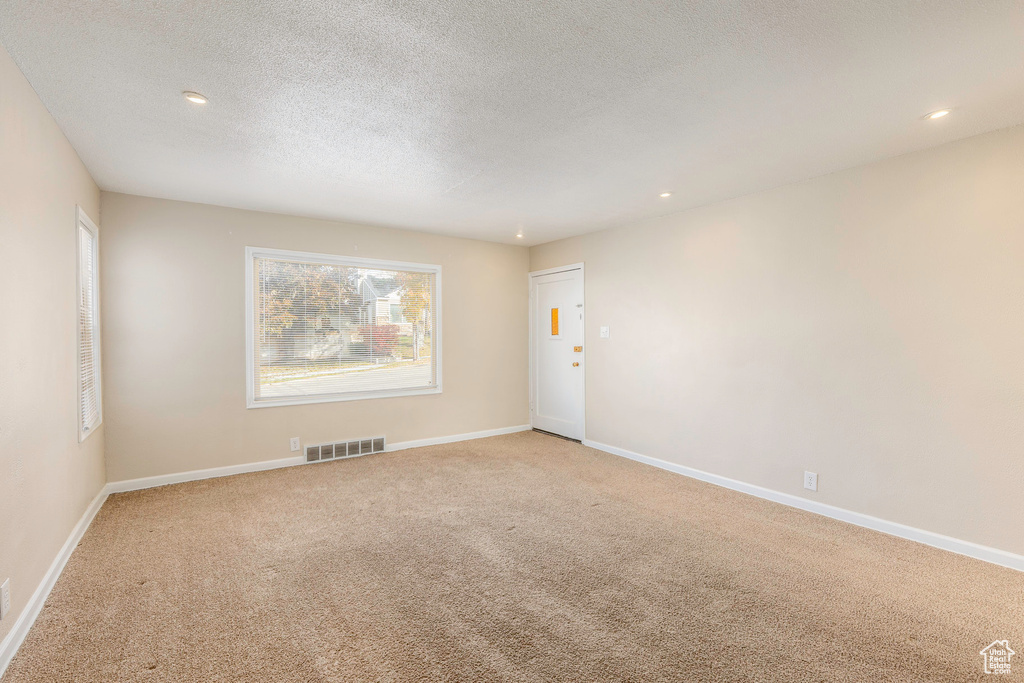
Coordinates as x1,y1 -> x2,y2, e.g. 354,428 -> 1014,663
528,263 -> 585,440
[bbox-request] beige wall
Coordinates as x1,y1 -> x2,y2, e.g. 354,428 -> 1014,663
0,45 -> 105,644
100,193 -> 529,482
531,124 -> 1024,556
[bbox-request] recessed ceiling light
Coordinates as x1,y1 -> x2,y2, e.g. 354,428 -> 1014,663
926,109 -> 950,120
183,91 -> 208,105
515,230 -> 524,239
659,192 -> 672,198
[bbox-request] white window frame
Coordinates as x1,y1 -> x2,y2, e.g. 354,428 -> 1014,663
245,246 -> 443,409
77,206 -> 102,441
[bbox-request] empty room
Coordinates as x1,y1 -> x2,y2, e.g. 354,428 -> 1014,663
1,1 -> 1022,681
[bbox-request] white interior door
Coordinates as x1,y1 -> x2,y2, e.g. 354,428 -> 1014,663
530,266 -> 584,440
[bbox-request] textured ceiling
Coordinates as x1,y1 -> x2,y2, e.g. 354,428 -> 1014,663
2,1 -> 1024,245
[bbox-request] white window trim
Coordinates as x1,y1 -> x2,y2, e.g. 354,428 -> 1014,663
77,206 -> 102,442
244,246 -> 443,409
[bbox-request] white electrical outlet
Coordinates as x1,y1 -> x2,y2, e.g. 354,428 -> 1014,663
803,471 -> 818,491
599,326 -> 610,339
289,437 -> 300,452
1,578 -> 10,621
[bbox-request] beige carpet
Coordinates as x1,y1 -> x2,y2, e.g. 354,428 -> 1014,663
5,431 -> 1022,682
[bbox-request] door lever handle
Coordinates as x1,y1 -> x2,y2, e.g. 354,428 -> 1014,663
572,362 -> 580,367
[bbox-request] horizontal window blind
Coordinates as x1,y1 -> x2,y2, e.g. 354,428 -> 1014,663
78,213 -> 102,439
247,248 -> 440,406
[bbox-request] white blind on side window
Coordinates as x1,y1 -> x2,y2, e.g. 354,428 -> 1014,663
78,217 -> 101,437
249,250 -> 439,405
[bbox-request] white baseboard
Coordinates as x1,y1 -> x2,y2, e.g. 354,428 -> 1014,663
582,438 -> 1024,573
104,425 -> 533,494
0,488 -> 108,680
104,455 -> 306,494
387,424 -> 531,452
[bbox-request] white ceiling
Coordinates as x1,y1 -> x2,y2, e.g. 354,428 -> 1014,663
2,1 -> 1023,245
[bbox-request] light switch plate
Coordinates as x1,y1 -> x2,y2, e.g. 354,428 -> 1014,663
599,326 -> 610,339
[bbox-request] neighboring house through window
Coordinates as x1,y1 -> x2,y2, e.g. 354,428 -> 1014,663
245,247 -> 441,407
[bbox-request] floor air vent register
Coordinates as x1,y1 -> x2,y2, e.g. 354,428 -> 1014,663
306,437 -> 385,463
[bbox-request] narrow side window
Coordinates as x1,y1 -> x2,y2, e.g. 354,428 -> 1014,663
77,208 -> 102,441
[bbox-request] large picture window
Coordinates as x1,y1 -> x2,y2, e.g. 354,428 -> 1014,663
245,247 -> 441,407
